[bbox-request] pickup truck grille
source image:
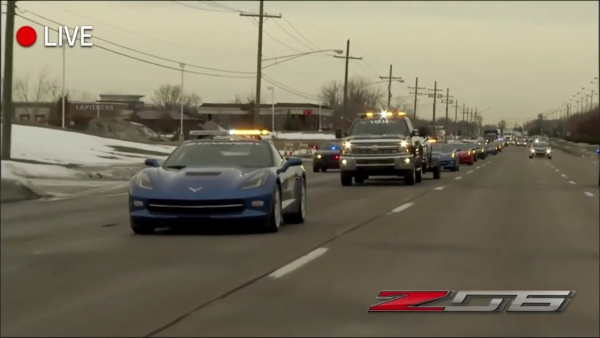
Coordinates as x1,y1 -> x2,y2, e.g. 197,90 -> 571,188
353,148 -> 400,155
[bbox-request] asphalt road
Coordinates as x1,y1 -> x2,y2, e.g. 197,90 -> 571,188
1,148 -> 598,337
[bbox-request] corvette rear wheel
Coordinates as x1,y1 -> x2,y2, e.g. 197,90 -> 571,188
131,224 -> 155,235
262,186 -> 282,233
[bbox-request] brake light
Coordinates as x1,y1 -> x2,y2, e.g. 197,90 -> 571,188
334,155 -> 340,160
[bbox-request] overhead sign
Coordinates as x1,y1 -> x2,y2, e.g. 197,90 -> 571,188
428,94 -> 443,98
442,99 -> 454,104
303,109 -> 313,115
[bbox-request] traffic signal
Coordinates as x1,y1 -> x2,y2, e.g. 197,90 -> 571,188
303,109 -> 312,115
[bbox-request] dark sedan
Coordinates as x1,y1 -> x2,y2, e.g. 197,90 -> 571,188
312,141 -> 341,172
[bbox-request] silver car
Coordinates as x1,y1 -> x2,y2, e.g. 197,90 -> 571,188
529,141 -> 552,159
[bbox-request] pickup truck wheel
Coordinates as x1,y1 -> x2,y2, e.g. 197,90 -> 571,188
433,166 -> 442,179
341,172 -> 353,186
404,168 -> 416,186
313,165 -> 319,173
354,176 -> 365,184
415,167 -> 423,183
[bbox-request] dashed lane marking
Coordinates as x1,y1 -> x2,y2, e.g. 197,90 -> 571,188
455,176 -> 462,180
268,248 -> 329,279
386,202 -> 414,215
434,186 -> 445,191
569,181 -> 576,185
584,192 -> 594,197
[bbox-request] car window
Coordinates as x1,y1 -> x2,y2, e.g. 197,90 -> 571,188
320,142 -> 340,150
164,141 -> 275,168
270,143 -> 285,166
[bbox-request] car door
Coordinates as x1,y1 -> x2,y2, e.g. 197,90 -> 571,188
270,144 -> 297,211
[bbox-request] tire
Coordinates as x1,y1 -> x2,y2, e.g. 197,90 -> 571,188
415,167 -> 423,183
341,172 -> 353,186
529,156 -> 533,159
283,178 -> 306,224
131,223 -> 156,235
455,164 -> 460,171
433,166 -> 442,179
404,167 -> 416,185
261,185 -> 282,233
354,176 -> 365,184
548,157 -> 552,160
321,168 -> 328,172
468,162 -> 474,166
312,166 -> 319,173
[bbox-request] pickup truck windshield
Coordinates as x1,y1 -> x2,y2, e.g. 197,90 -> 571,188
349,118 -> 409,136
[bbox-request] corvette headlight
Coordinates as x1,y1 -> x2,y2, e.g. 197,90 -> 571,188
530,148 -> 535,153
134,172 -> 153,190
241,171 -> 269,190
451,153 -> 455,158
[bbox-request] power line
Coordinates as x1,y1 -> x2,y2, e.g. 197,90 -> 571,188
172,1 -> 233,13
282,17 -> 320,51
43,1 -> 243,56
21,10 -> 256,75
245,16 -> 304,54
262,74 -> 319,101
271,19 -> 315,53
201,1 -> 244,13
16,14 -> 255,79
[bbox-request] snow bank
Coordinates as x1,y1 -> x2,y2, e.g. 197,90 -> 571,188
273,132 -> 336,140
1,161 -> 86,179
6,124 -> 176,166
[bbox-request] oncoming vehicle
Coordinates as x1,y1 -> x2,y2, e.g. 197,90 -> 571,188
129,130 -> 306,234
312,141 -> 341,172
335,110 -> 441,186
529,141 -> 552,159
431,143 -> 460,171
515,136 -> 528,147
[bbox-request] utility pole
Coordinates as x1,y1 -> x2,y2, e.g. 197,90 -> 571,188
474,107 -> 479,135
441,88 -> 454,132
408,77 -> 426,120
2,1 -> 16,160
240,1 -> 281,128
462,104 -> 466,121
379,64 -> 403,109
428,81 -> 443,130
452,100 -> 459,135
334,40 -> 362,119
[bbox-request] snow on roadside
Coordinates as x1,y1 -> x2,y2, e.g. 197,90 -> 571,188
1,161 -> 86,180
273,132 -> 335,140
7,124 -> 176,166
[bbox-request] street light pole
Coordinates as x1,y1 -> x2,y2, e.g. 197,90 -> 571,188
1,0 -> 16,160
318,104 -> 322,131
62,31 -> 66,128
267,86 -> 275,132
179,63 -> 185,141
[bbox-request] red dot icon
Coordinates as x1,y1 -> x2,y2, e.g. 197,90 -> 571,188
16,26 -> 37,47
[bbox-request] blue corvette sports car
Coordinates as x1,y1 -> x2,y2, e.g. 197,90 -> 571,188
129,133 -> 306,234
431,143 -> 460,172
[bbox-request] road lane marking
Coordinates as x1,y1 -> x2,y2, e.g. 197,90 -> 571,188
434,186 -> 444,191
467,170 -> 473,174
475,166 -> 481,169
555,169 -> 559,172
455,176 -> 462,180
561,174 -> 567,178
269,248 -> 328,279
568,181 -> 576,185
104,192 -> 128,197
387,202 -> 414,215
584,192 -> 594,197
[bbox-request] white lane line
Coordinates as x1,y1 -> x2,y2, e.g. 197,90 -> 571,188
269,248 -> 329,279
434,186 -> 445,191
550,166 -> 555,169
467,170 -> 473,174
568,181 -> 576,185
561,174 -> 567,178
387,202 -> 414,215
555,169 -> 559,172
584,192 -> 594,197
475,166 -> 481,169
455,176 -> 462,180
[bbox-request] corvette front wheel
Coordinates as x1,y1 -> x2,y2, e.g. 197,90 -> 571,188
261,186 -> 282,233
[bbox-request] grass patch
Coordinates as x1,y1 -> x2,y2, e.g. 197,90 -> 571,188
8,158 -> 81,168
107,145 -> 171,157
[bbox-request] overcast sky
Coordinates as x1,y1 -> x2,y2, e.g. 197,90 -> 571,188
2,1 -> 598,125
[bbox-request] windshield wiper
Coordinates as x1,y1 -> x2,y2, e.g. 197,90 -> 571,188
164,165 -> 187,169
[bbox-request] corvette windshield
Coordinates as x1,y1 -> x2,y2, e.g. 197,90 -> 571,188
349,118 -> 409,136
164,141 -> 274,168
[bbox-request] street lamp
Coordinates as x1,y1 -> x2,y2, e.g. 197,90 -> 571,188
179,63 -> 185,141
262,49 -> 343,69
267,86 -> 275,132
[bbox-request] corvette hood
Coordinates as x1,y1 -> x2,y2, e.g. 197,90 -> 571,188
432,151 -> 453,159
148,167 -> 268,199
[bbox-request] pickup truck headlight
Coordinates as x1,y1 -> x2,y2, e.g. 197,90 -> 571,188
241,171 -> 269,190
530,148 -> 535,153
134,172 -> 153,190
342,141 -> 352,154
546,148 -> 551,153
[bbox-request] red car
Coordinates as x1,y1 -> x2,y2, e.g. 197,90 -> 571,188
453,143 -> 475,165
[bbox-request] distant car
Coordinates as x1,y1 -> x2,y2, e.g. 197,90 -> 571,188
455,143 -> 477,165
529,141 -> 552,159
431,143 -> 460,171
515,137 -> 528,147
312,141 -> 341,172
129,131 -> 307,234
485,142 -> 499,155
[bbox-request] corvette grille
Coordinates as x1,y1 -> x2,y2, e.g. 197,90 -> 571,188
147,199 -> 245,215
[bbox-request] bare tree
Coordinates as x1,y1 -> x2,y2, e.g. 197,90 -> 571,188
151,84 -> 201,111
498,119 -> 507,129
67,89 -> 97,102
13,66 -> 60,103
318,77 -> 384,118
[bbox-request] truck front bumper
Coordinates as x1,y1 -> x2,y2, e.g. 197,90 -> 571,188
340,155 -> 416,172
